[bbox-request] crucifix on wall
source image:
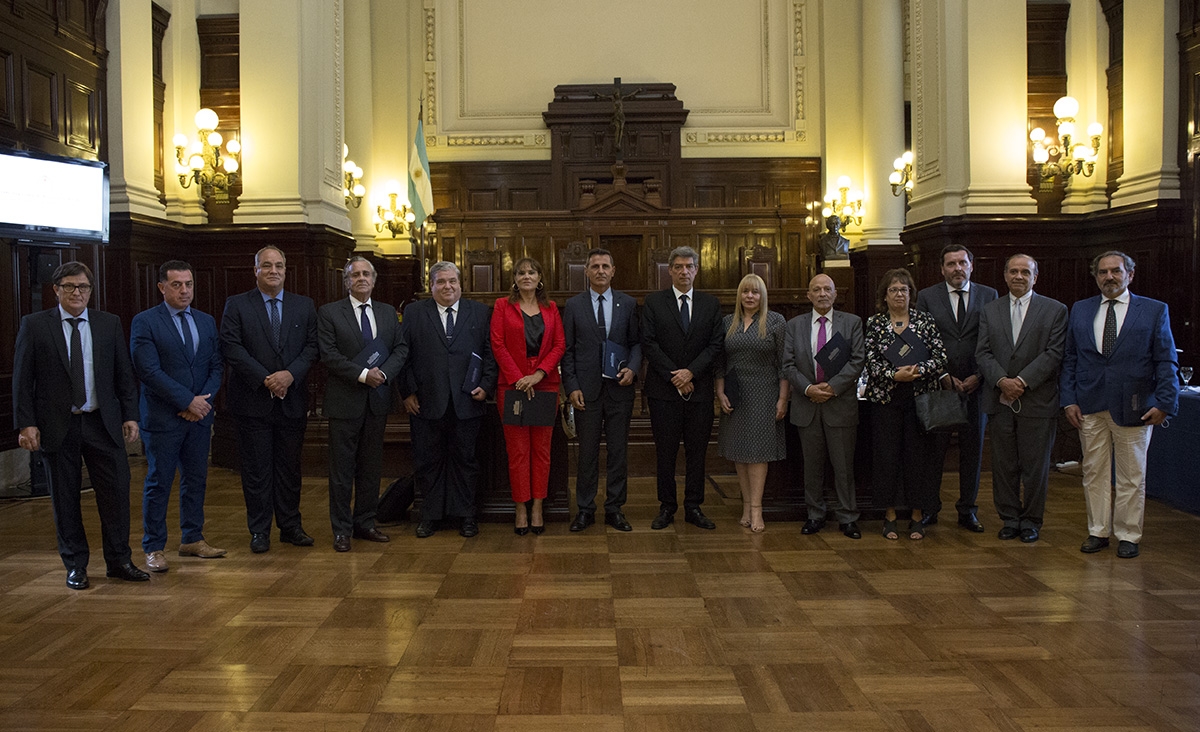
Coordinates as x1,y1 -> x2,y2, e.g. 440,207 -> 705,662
593,77 -> 643,161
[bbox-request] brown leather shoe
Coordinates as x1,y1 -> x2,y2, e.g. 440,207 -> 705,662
178,540 -> 227,558
333,535 -> 351,552
145,551 -> 169,573
352,527 -> 390,543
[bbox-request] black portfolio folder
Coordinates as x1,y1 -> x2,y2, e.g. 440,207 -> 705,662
502,390 -> 558,426
883,328 -> 929,368
602,339 -> 629,380
462,352 -> 483,393
815,331 -> 851,379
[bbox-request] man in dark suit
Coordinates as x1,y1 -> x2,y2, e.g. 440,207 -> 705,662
220,246 -> 319,554
641,246 -> 725,530
317,256 -> 408,552
976,254 -> 1067,543
782,274 -> 865,539
1062,251 -> 1179,559
561,248 -> 642,532
130,260 -> 225,573
13,261 -> 149,589
916,244 -> 997,532
399,261 -> 497,538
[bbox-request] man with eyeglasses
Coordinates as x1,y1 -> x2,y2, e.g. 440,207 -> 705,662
975,254 -> 1067,543
13,261 -> 149,590
130,260 -> 226,572
641,246 -> 724,530
220,246 -> 319,554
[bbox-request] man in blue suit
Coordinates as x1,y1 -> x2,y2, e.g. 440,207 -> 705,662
130,260 -> 226,572
1062,251 -> 1179,559
561,248 -> 642,532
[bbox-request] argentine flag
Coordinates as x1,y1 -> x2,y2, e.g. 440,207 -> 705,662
408,117 -> 434,229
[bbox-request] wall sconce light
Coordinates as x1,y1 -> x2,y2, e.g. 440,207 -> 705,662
890,151 -> 914,197
173,108 -> 240,202
343,145 -> 365,208
375,190 -> 415,238
822,176 -> 863,229
1029,96 -> 1102,183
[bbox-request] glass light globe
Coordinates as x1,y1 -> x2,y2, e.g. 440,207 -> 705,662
222,157 -> 239,173
1087,122 -> 1103,137
1053,95 -> 1079,120
353,183 -> 366,197
343,144 -> 349,159
189,140 -> 203,155
889,171 -> 902,185
1072,144 -> 1090,160
189,154 -> 205,170
1033,147 -> 1050,164
172,133 -> 188,148
194,108 -> 219,131
405,210 -> 416,223
1058,121 -> 1075,139
207,131 -> 223,147
225,139 -> 241,155
893,158 -> 905,171
383,210 -> 395,221
901,150 -> 914,165
1029,127 -> 1046,143
820,206 -> 833,218
353,166 -> 363,179
836,175 -> 852,189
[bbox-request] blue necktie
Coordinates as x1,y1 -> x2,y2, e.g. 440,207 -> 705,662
360,304 -> 372,344
445,307 -> 455,340
178,311 -> 195,355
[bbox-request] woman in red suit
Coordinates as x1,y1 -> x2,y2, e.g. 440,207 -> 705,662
491,257 -> 565,535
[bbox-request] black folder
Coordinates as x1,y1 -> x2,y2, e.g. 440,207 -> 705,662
883,328 -> 930,367
461,352 -> 483,393
814,331 -> 851,379
502,390 -> 558,426
352,337 -> 387,370
1118,379 -> 1156,426
602,339 -> 629,380
723,370 -> 743,408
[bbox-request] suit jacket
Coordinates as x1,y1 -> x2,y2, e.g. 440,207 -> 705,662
130,303 -> 223,432
398,298 -> 498,421
641,288 -> 724,402
976,292 -> 1068,418
561,289 -> 642,402
782,310 -> 865,428
916,281 -> 998,378
491,298 -> 566,392
13,307 -> 139,452
317,298 -> 408,419
220,289 -> 319,420
1060,293 -> 1179,424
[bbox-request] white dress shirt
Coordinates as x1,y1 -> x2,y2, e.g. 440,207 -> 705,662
1092,289 -> 1130,351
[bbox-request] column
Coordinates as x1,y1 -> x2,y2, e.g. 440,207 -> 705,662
345,0 -> 378,251
162,0 -> 206,223
1111,0 -> 1180,207
1061,0 -> 1109,213
859,0 -> 906,248
107,0 -> 165,217
235,0 -> 350,230
819,0 -> 865,245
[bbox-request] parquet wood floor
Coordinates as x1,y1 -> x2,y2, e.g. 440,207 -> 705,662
1,461 -> 1198,731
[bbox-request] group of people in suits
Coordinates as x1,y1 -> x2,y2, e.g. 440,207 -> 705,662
12,242 -> 1180,590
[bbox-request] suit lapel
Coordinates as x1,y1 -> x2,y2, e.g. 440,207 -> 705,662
1110,295 -> 1141,356
49,308 -> 71,374
1013,295 -> 1042,351
255,291 -> 282,354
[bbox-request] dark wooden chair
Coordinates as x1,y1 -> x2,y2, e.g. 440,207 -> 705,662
558,241 -> 590,294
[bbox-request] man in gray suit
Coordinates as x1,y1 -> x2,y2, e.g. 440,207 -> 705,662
561,248 -> 642,532
916,244 -> 998,532
782,274 -> 865,539
976,254 -> 1067,543
316,256 -> 408,552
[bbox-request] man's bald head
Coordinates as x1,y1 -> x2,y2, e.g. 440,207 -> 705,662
807,274 -> 836,314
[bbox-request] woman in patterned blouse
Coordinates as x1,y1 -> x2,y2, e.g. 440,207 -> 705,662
864,269 -> 948,540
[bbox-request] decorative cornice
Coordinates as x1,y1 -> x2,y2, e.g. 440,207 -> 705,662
424,3 -> 437,125
793,0 -> 807,125
685,131 -> 788,144
330,0 -> 345,191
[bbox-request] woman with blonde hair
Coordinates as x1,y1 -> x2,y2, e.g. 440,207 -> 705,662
716,274 -> 789,532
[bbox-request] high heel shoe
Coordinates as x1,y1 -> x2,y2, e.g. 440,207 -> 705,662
530,524 -> 544,535
514,526 -> 530,536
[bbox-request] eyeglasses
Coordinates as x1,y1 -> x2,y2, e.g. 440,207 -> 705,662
57,284 -> 93,294
887,286 -> 909,295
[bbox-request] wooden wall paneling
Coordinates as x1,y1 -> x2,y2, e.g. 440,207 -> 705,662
1102,0 -> 1124,200
20,58 -> 58,142
63,78 -> 98,153
196,15 -> 240,222
1026,3 -> 1069,213
151,3 -> 170,204
0,46 -> 14,137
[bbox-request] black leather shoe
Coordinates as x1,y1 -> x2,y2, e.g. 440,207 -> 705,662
957,513 -> 985,533
569,512 -> 595,532
279,528 -> 314,546
920,512 -> 939,527
250,533 -> 270,553
106,563 -> 150,582
460,519 -> 479,538
514,525 -> 530,536
1019,527 -> 1040,543
801,518 -> 825,535
415,521 -> 437,539
66,568 -> 89,590
1117,540 -> 1139,558
333,535 -> 351,552
684,508 -> 716,530
353,527 -> 390,543
1080,535 -> 1110,553
605,511 -> 632,532
650,510 -> 674,530
839,522 -> 862,539
997,526 -> 1020,540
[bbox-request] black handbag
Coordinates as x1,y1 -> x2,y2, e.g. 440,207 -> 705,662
915,389 -> 968,432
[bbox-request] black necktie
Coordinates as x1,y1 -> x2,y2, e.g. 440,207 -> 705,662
1102,299 -> 1118,357
445,307 -> 455,340
68,317 -> 86,408
596,294 -> 607,336
360,304 -> 372,344
954,290 -> 966,326
268,298 -> 281,349
178,311 -> 195,356
679,294 -> 690,332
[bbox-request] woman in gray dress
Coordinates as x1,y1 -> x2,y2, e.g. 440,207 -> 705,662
716,274 -> 789,532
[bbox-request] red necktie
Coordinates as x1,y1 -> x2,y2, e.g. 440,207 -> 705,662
816,316 -> 828,382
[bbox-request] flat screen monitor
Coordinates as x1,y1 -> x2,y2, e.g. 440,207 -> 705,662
0,148 -> 109,243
